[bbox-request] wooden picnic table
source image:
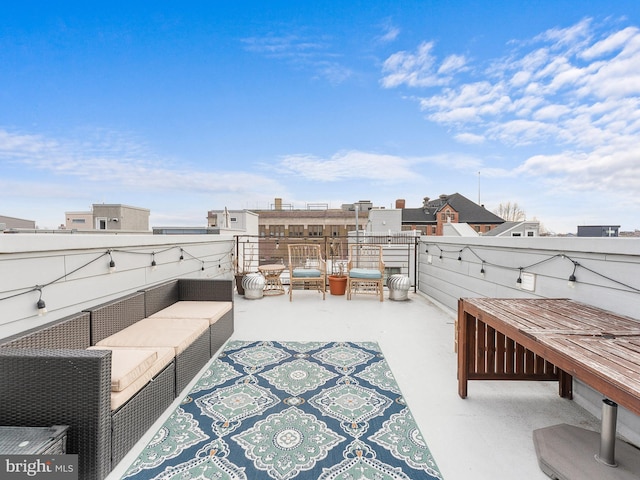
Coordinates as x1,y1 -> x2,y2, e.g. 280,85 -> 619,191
457,297 -> 640,478
457,297 -> 640,416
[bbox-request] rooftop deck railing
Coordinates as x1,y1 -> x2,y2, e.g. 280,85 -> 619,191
233,234 -> 418,286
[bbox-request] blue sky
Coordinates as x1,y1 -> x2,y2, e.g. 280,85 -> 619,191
2,1 -> 640,233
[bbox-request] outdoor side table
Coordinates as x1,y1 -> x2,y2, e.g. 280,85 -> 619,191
0,425 -> 69,454
258,264 -> 286,295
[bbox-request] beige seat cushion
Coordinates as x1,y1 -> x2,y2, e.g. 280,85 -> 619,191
150,301 -> 232,325
88,346 -> 174,410
109,348 -> 157,392
95,317 -> 209,355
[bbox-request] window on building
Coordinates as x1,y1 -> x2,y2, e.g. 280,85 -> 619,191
289,225 -> 304,237
329,225 -> 341,237
270,225 -> 285,237
308,225 -> 323,236
431,226 -> 437,235
259,226 -> 267,237
71,219 -> 86,224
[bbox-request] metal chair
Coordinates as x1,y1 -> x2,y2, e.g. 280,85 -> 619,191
347,244 -> 385,301
287,244 -> 326,301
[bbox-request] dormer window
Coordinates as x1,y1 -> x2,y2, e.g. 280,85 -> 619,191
441,209 -> 454,222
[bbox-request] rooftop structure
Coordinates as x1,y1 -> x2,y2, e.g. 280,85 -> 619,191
402,193 -> 505,235
577,225 -> 620,237
484,220 -> 540,237
65,204 -> 150,231
0,214 -> 36,230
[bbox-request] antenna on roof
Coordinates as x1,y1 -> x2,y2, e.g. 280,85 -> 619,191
478,171 -> 481,205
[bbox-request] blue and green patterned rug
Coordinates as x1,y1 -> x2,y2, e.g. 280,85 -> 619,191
121,340 -> 443,479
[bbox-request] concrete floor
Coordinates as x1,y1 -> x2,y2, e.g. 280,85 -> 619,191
108,289 -> 604,480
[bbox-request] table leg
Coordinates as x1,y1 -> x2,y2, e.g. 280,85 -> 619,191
458,299 -> 468,399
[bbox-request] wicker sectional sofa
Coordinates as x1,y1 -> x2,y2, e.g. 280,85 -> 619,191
0,278 -> 234,480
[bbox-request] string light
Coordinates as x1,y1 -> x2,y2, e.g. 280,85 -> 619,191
108,250 -> 116,273
3,237 -> 639,318
568,261 -> 578,288
36,287 -> 47,316
0,245 -> 235,317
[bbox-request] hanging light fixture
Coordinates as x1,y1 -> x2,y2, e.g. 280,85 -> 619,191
516,268 -> 523,288
568,261 -> 578,288
151,252 -> 157,270
480,261 -> 485,278
36,287 -> 47,316
108,250 -> 116,273
179,248 -> 184,262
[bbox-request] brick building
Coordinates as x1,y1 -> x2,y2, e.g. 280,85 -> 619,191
401,193 -> 504,235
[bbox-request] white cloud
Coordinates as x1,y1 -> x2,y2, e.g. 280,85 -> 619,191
532,104 -> 571,120
378,24 -> 400,43
382,18 -> 640,202
0,128 -> 283,196
276,150 -> 420,182
580,26 -> 638,60
241,33 -> 351,85
381,41 -> 448,88
420,81 -> 512,123
438,54 -> 467,75
454,132 -> 485,144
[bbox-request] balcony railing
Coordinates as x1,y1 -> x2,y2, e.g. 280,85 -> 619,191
234,234 -> 418,286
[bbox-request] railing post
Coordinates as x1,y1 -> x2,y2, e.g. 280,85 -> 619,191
413,237 -> 420,293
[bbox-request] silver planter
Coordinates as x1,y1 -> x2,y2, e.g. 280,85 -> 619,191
388,274 -> 410,301
242,273 -> 265,299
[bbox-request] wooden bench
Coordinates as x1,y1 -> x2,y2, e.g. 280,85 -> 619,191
457,297 -> 640,479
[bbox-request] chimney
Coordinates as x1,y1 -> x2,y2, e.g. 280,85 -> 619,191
275,198 -> 282,210
422,197 -> 430,208
395,199 -> 406,209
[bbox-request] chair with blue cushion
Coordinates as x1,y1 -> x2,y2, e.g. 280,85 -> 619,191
287,244 -> 326,301
347,244 -> 385,301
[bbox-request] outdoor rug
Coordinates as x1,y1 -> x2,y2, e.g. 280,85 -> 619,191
121,340 -> 443,479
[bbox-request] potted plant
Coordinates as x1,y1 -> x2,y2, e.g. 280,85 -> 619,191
328,240 -> 347,295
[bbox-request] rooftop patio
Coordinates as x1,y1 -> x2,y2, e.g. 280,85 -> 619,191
2,233 -> 639,479
106,289 -> 602,480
